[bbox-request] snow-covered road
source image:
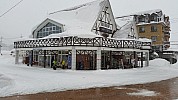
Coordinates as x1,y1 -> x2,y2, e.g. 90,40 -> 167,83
0,51 -> 178,97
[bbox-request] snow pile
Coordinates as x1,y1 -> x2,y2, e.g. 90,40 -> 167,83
127,89 -> 159,97
0,53 -> 178,97
172,60 -> 178,68
149,58 -> 171,68
0,50 -> 11,55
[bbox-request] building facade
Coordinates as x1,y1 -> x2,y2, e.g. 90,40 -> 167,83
133,9 -> 171,52
14,0 -> 151,70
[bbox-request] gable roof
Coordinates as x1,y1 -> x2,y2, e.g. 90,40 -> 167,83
43,0 -> 108,38
32,18 -> 63,37
113,16 -> 138,39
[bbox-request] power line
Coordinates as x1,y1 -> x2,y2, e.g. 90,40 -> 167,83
3,37 -> 21,40
0,0 -> 24,18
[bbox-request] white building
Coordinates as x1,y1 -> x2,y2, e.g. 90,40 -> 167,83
14,0 -> 151,70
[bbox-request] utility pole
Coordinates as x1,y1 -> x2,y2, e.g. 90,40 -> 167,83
0,36 -> 2,55
20,34 -> 23,38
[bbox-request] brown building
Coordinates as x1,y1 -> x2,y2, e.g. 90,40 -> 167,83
134,9 -> 171,52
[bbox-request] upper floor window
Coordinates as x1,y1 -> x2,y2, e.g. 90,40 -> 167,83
150,14 -> 158,22
139,26 -> 145,33
138,15 -> 145,22
151,36 -> 157,42
151,25 -> 157,32
37,22 -> 62,38
101,21 -> 110,28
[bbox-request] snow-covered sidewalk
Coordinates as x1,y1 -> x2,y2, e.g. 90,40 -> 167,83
0,51 -> 178,97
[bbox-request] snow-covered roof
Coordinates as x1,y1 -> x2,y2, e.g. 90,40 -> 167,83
14,37 -> 35,42
138,38 -> 151,42
113,16 -> 138,39
42,30 -> 102,39
132,9 -> 162,16
33,0 -> 108,38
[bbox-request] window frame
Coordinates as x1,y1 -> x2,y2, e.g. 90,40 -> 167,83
150,14 -> 158,22
138,16 -> 145,23
151,36 -> 157,42
37,22 -> 62,38
139,26 -> 145,33
151,25 -> 157,32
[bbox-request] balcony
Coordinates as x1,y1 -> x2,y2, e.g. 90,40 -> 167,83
164,32 -> 170,37
99,27 -> 112,34
164,41 -> 170,48
165,22 -> 170,27
164,41 -> 170,44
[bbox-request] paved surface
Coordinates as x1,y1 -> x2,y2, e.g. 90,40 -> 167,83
1,77 -> 178,100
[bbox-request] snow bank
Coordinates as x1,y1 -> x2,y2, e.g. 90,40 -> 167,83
150,58 -> 171,68
172,61 -> 178,68
0,52 -> 178,97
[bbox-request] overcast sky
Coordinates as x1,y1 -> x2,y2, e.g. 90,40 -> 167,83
0,0 -> 178,44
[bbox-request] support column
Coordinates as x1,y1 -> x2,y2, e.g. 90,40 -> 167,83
139,52 -> 141,67
72,47 -> 76,70
44,50 -> 46,68
134,51 -> 136,68
96,47 -> 101,70
15,50 -> 19,64
141,52 -> 143,67
50,55 -> 52,68
30,50 -> 33,66
145,51 -> 149,67
38,52 -> 40,66
170,58 -> 172,64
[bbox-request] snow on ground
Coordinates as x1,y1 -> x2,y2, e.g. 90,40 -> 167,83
1,50 -> 178,97
115,87 -> 159,96
127,89 -> 159,96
